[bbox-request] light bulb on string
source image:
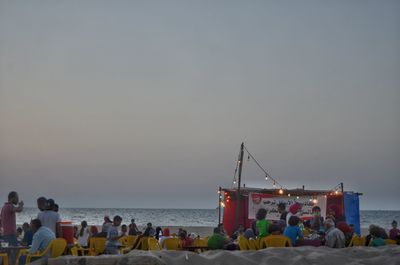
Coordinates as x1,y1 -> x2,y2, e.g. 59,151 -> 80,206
273,181 -> 276,188
278,189 -> 284,195
265,175 -> 268,181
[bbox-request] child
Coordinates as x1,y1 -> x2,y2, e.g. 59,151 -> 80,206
105,215 -> 123,254
284,216 -> 303,246
389,220 -> 400,241
77,221 -> 90,247
256,208 -> 270,238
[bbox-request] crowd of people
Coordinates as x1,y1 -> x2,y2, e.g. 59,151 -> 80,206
1,191 -> 399,261
224,202 -> 400,249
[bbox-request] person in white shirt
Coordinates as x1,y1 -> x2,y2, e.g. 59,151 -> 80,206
37,199 -> 61,236
77,221 -> 90,247
324,219 -> 346,248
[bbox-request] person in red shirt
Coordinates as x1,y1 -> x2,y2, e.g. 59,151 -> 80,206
0,191 -> 24,246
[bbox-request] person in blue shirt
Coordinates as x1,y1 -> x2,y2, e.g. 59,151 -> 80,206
105,215 -> 123,254
19,219 -> 55,265
284,215 -> 303,246
21,222 -> 34,246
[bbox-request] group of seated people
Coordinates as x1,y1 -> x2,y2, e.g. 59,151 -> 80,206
226,203 -> 400,249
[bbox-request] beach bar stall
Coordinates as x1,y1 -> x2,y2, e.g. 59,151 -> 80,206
218,187 -> 362,236
218,143 -> 362,236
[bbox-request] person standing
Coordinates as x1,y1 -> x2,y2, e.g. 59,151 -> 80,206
105,215 -> 123,254
37,199 -> 62,237
0,191 -> 24,246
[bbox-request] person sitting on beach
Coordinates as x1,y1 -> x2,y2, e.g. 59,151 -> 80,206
159,228 -> 171,247
73,225 -> 79,240
21,222 -> 33,246
369,225 -> 386,247
90,225 -> 99,236
154,226 -> 162,240
389,220 -> 400,241
105,215 -> 123,254
77,221 -> 90,247
336,221 -> 353,246
231,224 -> 244,240
244,228 -> 256,239
18,219 -> 55,265
218,223 -> 227,235
324,219 -> 345,248
278,202 -> 288,225
207,227 -> 230,250
179,229 -> 194,247
256,208 -> 270,238
284,216 -> 303,246
1,191 -> 24,246
269,224 -> 283,235
309,206 -> 324,232
17,226 -> 23,242
128,218 -> 140,235
143,222 -> 155,237
37,199 -> 61,237
365,224 -> 389,246
286,203 -> 302,225
97,216 -> 113,237
120,224 -> 128,237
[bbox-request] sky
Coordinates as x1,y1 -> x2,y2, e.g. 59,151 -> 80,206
0,0 -> 399,210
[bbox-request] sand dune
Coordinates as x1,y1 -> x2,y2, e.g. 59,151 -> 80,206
46,246 -> 400,265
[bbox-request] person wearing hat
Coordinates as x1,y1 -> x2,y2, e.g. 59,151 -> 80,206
37,198 -> 61,236
286,202 -> 302,225
389,220 -> 400,241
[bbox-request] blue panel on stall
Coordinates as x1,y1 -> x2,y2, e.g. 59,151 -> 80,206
344,192 -> 361,235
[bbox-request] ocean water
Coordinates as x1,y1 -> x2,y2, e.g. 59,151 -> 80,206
16,208 -> 400,229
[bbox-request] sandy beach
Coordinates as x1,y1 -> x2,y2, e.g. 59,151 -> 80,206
43,246 -> 400,265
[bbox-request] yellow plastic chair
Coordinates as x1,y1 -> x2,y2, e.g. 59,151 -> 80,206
119,236 -> 137,248
148,238 -> 161,250
25,238 -> 67,264
0,253 -> 9,265
73,237 -> 106,256
162,238 -> 182,250
193,238 -> 208,247
248,238 -> 259,250
260,235 -> 292,248
384,239 -> 397,245
133,237 -> 150,250
348,236 -> 366,247
237,236 -> 250,250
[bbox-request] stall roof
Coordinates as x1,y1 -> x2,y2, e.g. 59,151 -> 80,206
221,187 -> 363,196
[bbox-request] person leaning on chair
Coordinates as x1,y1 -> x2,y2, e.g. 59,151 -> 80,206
18,219 -> 55,265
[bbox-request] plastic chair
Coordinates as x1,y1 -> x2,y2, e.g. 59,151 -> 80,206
348,235 -> 366,247
237,236 -> 250,250
25,238 -> 67,264
148,238 -> 161,250
0,253 -> 9,265
162,238 -> 182,250
193,238 -> 208,247
133,237 -> 150,250
73,237 -> 106,256
259,235 -> 292,248
119,236 -> 137,248
384,239 -> 397,245
248,238 -> 259,250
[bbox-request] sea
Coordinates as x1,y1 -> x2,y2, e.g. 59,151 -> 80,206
16,208 -> 400,229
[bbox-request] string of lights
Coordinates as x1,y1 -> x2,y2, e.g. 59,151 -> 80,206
243,145 -> 285,190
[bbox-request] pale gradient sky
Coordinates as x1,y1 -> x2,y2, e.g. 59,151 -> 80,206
0,0 -> 399,210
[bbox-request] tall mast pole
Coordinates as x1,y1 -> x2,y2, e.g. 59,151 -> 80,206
236,142 -> 244,228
